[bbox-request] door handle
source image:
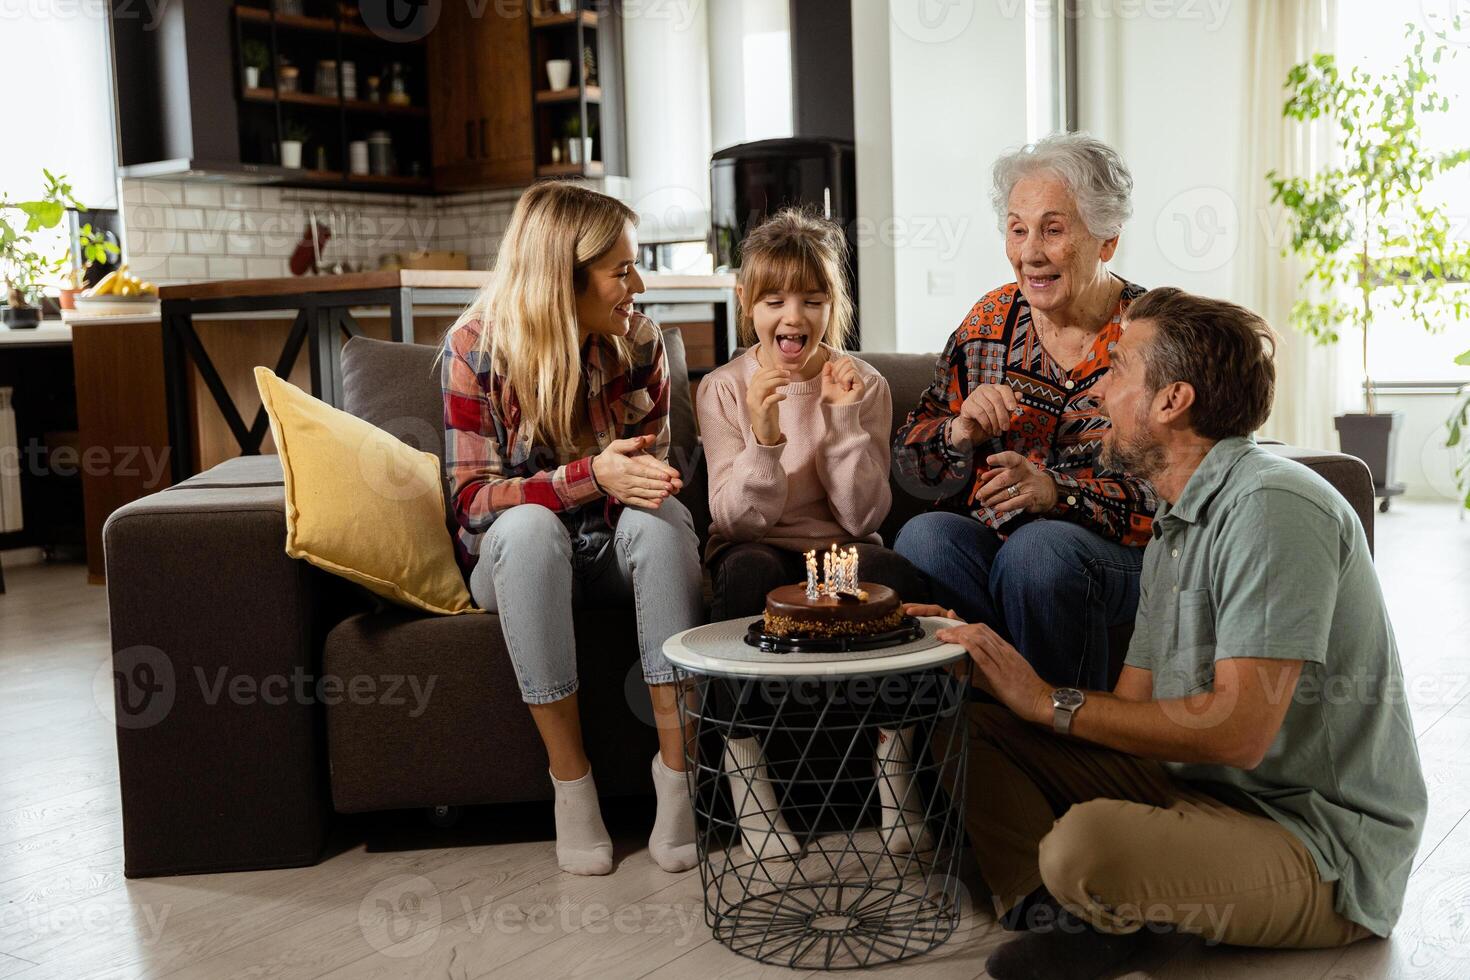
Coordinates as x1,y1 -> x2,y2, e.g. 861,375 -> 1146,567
479,118 -> 488,158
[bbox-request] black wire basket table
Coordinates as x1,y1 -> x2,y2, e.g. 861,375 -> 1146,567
663,616 -> 972,970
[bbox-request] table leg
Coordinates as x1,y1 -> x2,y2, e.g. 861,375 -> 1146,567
389,287 -> 415,344
160,309 -> 196,483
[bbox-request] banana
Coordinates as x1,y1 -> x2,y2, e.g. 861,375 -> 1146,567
90,269 -> 122,296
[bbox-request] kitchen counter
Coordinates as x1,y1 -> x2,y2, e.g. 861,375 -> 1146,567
158,270 -> 735,301
0,323 -> 73,346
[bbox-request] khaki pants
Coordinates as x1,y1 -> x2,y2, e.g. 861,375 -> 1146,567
940,702 -> 1372,949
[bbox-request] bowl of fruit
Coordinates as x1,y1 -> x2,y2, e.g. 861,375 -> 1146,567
71,266 -> 159,316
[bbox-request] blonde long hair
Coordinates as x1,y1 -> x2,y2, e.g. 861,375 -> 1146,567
737,208 -> 853,351
452,181 -> 638,451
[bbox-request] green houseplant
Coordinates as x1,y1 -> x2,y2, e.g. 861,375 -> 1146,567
242,39 -> 271,90
1,170 -> 84,328
58,223 -> 120,310
1268,20 -> 1470,499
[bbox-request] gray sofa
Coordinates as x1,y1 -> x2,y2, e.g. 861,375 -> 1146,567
102,330 -> 1376,877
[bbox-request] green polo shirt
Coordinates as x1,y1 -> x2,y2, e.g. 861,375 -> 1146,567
1124,436 -> 1426,936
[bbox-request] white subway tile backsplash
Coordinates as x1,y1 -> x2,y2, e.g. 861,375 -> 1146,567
207,256 -> 247,280
168,255 -> 208,280
171,208 -> 207,231
120,178 -> 529,281
183,184 -> 223,208
227,233 -> 263,255
187,231 -> 228,255
222,186 -> 261,209
246,257 -> 288,279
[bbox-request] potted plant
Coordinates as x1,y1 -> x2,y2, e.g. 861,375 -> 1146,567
59,223 -> 120,310
1,170 -> 81,328
562,114 -> 591,166
242,39 -> 270,90
1269,20 -> 1470,499
280,120 -> 310,169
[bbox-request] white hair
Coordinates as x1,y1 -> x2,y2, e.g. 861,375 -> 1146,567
991,132 -> 1134,240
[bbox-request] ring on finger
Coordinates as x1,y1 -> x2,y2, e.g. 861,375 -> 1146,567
1006,484 -> 1020,498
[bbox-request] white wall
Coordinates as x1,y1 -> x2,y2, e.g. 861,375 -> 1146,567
623,0 -> 713,242
1074,0 -> 1249,299
854,1 -> 1029,354
707,0 -> 793,152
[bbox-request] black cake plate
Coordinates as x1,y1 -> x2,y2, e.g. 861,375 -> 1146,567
743,616 -> 925,654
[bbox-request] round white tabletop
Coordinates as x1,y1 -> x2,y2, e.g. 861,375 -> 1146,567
662,616 -> 968,678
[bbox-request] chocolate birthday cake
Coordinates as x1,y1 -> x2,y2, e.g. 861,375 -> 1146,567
762,583 -> 904,639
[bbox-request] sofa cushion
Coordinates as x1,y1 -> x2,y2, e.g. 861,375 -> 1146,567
255,366 -> 478,616
324,606 -> 660,811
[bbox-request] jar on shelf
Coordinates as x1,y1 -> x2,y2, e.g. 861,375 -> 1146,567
341,61 -> 357,101
367,131 -> 395,176
315,60 -> 339,99
278,65 -> 300,95
387,62 -> 410,106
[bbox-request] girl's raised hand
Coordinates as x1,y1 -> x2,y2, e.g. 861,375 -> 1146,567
820,357 -> 864,406
746,364 -> 791,446
592,434 -> 680,509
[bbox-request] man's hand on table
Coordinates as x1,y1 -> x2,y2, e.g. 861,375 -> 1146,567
903,603 -> 1054,727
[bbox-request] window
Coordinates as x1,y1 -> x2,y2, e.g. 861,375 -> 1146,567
0,8 -> 118,208
0,6 -> 119,291
1338,0 -> 1470,384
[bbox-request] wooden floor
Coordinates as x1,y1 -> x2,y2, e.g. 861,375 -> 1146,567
1,501 -> 1467,979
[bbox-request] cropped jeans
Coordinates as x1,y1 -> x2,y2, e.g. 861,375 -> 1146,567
468,498 -> 703,705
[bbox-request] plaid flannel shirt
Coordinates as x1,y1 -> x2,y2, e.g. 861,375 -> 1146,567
441,312 -> 672,573
894,281 -> 1157,548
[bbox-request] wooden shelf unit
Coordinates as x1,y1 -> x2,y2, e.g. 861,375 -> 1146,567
232,3 -> 433,192
527,2 -> 623,179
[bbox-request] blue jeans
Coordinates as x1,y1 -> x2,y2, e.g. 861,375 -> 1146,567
894,513 -> 1142,690
468,498 -> 703,704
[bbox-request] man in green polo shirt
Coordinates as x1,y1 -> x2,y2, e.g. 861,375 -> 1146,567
920,287 -> 1426,979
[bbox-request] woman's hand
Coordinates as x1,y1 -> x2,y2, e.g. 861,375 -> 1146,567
820,357 -> 865,406
948,383 -> 1022,449
975,451 -> 1058,514
592,434 -> 682,509
747,364 -> 792,446
902,602 -> 962,622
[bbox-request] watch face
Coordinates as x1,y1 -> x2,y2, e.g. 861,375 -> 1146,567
1053,688 -> 1085,710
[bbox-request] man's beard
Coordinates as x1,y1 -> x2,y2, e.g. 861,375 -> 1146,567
1101,416 -> 1168,480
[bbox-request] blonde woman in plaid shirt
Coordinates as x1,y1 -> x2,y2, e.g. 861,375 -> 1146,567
441,183 -> 702,877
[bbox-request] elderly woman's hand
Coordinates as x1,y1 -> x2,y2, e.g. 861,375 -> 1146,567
976,451 -> 1058,514
948,383 -> 1023,449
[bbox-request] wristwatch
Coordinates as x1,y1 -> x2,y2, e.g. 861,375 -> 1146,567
1051,687 -> 1086,735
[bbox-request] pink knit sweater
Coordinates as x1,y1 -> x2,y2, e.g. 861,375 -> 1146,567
697,346 -> 894,559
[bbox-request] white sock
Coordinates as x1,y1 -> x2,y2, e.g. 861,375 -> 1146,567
875,727 -> 933,855
550,767 -> 613,876
648,754 -> 698,872
723,737 -> 800,862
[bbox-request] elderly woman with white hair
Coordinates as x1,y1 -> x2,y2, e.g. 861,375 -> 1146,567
893,133 -> 1157,692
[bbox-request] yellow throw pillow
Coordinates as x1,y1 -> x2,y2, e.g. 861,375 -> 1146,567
253,366 -> 480,616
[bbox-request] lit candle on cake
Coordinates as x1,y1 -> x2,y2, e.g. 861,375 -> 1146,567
849,546 -> 860,591
805,550 -> 818,599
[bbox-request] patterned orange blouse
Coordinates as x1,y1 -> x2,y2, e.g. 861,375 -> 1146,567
893,280 -> 1157,548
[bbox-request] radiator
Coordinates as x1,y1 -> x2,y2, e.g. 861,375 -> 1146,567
0,387 -> 21,533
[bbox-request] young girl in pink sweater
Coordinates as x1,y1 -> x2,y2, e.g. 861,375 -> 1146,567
697,209 -> 931,859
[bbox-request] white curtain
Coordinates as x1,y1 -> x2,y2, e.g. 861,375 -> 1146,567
1237,0 -> 1342,449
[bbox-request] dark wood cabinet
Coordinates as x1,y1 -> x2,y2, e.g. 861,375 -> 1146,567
429,2 -> 536,190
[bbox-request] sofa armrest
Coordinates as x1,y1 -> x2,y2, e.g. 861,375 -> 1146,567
102,454 -> 363,876
1260,444 -> 1375,555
